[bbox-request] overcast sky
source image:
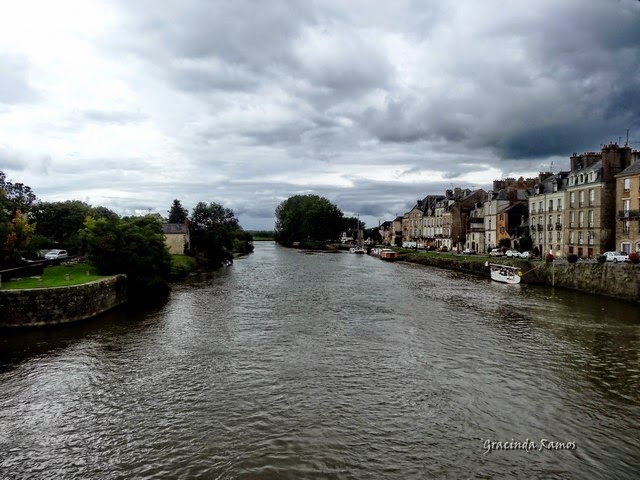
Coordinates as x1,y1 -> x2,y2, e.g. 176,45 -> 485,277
1,0 -> 639,230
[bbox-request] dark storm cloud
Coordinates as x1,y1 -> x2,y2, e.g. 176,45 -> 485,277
361,0 -> 640,161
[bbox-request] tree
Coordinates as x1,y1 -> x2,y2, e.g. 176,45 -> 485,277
80,214 -> 172,300
275,195 -> 343,246
0,171 -> 37,216
190,201 -> 239,267
1,210 -> 35,268
168,199 -> 188,224
31,200 -> 93,253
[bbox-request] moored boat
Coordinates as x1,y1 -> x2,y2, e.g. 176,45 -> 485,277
379,248 -> 399,261
486,262 -> 522,284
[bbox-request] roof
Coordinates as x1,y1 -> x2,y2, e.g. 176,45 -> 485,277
162,223 -> 189,234
617,161 -> 640,177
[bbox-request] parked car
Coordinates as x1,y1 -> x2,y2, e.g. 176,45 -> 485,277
505,249 -> 521,258
44,249 -> 68,260
519,251 -> 534,259
462,248 -> 476,255
602,251 -> 630,263
489,249 -> 504,257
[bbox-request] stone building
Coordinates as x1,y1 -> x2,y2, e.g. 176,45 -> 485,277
529,172 -> 569,257
615,156 -> 640,253
564,143 -> 636,257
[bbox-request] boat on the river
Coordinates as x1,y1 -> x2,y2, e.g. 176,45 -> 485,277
379,249 -> 399,261
371,247 -> 398,261
350,217 -> 366,254
487,262 -> 521,284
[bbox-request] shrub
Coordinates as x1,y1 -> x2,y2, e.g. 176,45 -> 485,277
596,255 -> 606,264
567,254 -> 578,263
629,252 -> 639,264
545,253 -> 555,263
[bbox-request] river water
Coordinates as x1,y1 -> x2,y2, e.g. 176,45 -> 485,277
1,242 -> 639,479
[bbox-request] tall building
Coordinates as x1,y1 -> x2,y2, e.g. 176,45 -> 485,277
565,143 -> 635,257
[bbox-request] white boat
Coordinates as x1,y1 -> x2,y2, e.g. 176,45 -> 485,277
486,262 -> 522,284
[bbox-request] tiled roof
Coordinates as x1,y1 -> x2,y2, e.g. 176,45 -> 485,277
162,223 -> 189,234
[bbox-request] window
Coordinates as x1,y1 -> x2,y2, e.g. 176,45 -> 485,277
623,221 -> 630,234
589,189 -> 594,206
588,210 -> 594,228
579,211 -> 584,228
557,231 -> 561,241
569,231 -> 574,243
624,178 -> 631,192
557,198 -> 562,211
623,199 -> 630,214
621,242 -> 631,254
548,199 -> 553,211
532,233 -> 536,241
579,190 -> 584,207
570,211 -> 575,227
578,231 -> 583,244
570,192 -> 575,207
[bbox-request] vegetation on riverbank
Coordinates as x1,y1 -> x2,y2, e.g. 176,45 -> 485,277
0,263 -> 102,290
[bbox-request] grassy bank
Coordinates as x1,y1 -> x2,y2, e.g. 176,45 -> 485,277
0,263 -> 103,290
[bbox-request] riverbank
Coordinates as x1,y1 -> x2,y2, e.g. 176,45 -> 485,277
0,275 -> 128,328
399,251 -> 640,303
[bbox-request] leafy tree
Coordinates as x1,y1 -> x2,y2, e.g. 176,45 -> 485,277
168,199 -> 188,224
1,211 -> 35,268
0,172 -> 38,267
275,195 -> 343,246
233,230 -> 254,255
80,214 -> 172,300
0,171 -> 38,216
31,200 -> 93,253
519,236 -> 533,252
190,201 -> 239,267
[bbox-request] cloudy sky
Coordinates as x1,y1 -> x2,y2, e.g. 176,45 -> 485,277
1,0 -> 639,230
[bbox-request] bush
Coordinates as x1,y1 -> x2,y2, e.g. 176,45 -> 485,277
629,252 -> 639,264
567,254 -> 578,263
545,253 -> 555,263
596,255 -> 606,264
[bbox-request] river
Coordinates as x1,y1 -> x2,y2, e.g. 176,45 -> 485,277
1,241 -> 639,479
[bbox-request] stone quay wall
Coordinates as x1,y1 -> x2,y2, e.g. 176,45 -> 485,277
401,253 -> 639,303
0,275 -> 127,328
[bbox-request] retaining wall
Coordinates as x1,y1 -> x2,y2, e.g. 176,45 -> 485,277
0,275 -> 127,328
402,253 -> 640,303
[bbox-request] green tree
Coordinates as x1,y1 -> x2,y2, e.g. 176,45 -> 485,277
80,214 -> 172,300
1,211 -> 35,268
167,199 -> 188,223
31,200 -> 93,253
0,171 -> 37,216
275,195 -> 343,246
190,201 -> 239,267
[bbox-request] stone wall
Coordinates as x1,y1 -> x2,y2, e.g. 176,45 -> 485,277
402,253 -> 640,302
530,261 -> 640,302
0,275 -> 127,328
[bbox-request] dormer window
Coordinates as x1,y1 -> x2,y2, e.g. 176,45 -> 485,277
579,174 -> 584,183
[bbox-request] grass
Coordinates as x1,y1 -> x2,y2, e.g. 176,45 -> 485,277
170,254 -> 198,278
0,263 -> 104,290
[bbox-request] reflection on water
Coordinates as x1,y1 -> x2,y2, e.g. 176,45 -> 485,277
1,242 -> 639,479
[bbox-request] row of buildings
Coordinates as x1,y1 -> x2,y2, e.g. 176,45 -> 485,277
379,143 -> 640,258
